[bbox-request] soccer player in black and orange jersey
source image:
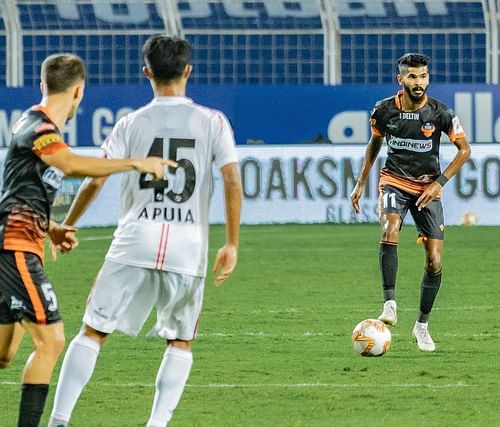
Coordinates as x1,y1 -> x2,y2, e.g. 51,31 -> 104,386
0,54 -> 174,427
351,53 -> 471,352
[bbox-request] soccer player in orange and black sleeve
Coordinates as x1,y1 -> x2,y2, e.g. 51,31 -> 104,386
0,53 -> 173,427
351,53 -> 471,352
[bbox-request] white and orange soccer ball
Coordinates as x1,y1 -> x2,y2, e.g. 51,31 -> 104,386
352,319 -> 392,357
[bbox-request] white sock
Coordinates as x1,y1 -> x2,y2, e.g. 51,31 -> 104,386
146,346 -> 193,427
49,333 -> 101,424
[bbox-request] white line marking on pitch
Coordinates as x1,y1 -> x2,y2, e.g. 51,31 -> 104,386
80,235 -> 113,241
197,331 -> 500,338
0,381 -> 473,389
248,306 -> 495,314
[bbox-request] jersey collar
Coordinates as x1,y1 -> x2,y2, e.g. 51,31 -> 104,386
32,104 -> 59,128
152,96 -> 193,105
394,90 -> 428,111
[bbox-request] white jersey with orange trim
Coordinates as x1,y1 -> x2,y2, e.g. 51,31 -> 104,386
101,96 -> 238,277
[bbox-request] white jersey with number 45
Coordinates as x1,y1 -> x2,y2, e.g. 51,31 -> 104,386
101,96 -> 238,278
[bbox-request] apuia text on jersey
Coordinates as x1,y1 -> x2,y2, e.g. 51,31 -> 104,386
137,206 -> 194,223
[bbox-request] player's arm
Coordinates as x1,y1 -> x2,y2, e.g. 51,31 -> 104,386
40,149 -> 175,180
351,134 -> 384,214
416,135 -> 471,210
63,176 -> 108,226
437,135 -> 471,182
48,176 -> 108,259
212,162 -> 242,286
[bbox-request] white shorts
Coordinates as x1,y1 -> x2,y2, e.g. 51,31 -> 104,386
83,260 -> 205,340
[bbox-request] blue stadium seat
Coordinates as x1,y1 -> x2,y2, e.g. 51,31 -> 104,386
0,1 -> 491,86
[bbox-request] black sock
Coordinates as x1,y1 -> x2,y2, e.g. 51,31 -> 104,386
418,270 -> 442,323
17,383 -> 49,427
379,242 -> 398,301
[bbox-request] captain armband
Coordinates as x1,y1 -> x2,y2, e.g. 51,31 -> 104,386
435,174 -> 449,186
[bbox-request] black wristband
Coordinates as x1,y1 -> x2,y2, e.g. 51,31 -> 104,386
435,174 -> 449,186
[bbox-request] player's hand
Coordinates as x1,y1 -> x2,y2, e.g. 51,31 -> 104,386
48,224 -> 79,261
133,157 -> 177,180
212,244 -> 238,286
415,181 -> 442,211
350,183 -> 364,214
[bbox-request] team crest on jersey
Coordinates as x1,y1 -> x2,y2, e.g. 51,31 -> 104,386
421,122 -> 435,137
33,133 -> 62,150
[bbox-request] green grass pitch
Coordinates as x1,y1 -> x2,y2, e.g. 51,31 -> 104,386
0,224 -> 499,426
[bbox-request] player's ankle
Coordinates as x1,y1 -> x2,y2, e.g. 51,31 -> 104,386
48,416 -> 69,426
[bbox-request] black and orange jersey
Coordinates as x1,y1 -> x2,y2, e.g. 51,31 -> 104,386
370,90 -> 466,195
0,105 -> 68,261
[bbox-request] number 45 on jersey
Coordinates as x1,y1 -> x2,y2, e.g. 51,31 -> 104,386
139,137 -> 196,204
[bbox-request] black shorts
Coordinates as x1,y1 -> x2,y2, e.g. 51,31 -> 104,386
0,250 -> 61,324
379,185 -> 445,240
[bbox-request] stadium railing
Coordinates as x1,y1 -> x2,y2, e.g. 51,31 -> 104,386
0,0 -> 498,87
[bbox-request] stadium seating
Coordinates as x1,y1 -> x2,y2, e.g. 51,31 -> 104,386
0,14 -> 5,87
0,1 -> 497,86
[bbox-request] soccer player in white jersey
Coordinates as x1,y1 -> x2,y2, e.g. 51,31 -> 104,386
48,36 -> 242,427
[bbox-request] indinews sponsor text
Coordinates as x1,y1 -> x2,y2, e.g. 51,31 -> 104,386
386,137 -> 433,152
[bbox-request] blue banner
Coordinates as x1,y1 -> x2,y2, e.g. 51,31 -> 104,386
0,84 -> 499,147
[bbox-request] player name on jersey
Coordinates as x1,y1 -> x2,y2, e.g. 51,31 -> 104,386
137,206 -> 194,224
399,112 -> 420,120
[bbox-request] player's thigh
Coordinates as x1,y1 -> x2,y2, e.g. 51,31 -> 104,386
410,198 -> 445,240
153,272 -> 205,341
84,260 -> 156,335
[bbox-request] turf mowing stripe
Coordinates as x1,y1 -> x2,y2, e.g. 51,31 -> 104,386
0,381 -> 473,389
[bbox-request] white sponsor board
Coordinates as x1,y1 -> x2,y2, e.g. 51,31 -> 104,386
0,145 -> 498,226
211,145 -> 499,226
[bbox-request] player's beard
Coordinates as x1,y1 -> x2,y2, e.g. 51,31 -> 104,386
403,83 -> 427,104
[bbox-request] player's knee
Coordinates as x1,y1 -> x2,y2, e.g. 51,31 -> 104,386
82,325 -> 109,345
35,334 -> 65,360
381,227 -> 399,243
380,214 -> 401,243
425,253 -> 442,273
0,355 -> 13,369
53,333 -> 66,356
168,339 -> 192,351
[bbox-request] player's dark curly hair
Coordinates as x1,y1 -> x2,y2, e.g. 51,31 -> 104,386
397,53 -> 429,71
41,54 -> 86,94
143,35 -> 192,84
